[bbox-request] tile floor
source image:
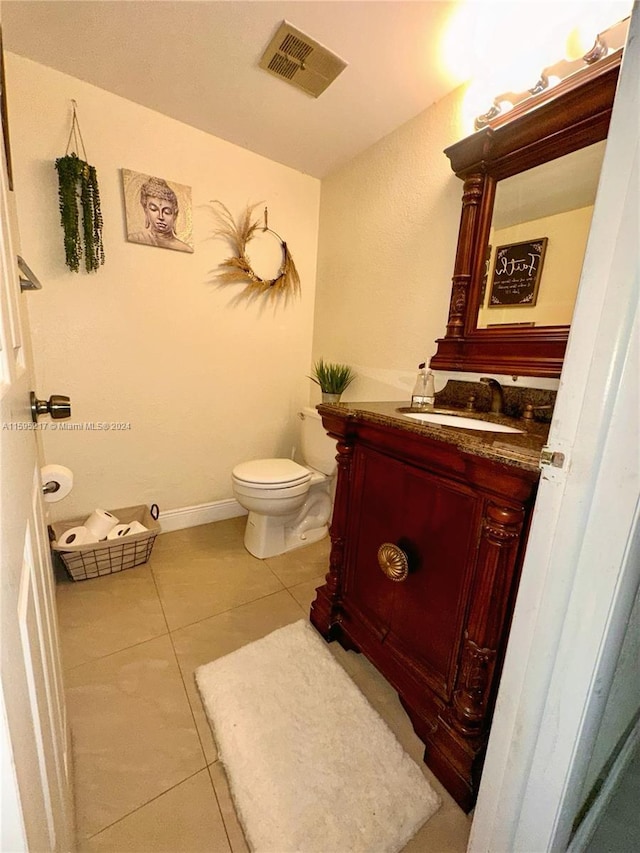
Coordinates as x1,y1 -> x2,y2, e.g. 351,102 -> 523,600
56,517 -> 472,852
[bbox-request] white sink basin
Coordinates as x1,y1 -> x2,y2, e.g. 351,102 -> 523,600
403,411 -> 524,434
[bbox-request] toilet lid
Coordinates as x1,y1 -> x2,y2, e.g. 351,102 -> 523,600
232,458 -> 311,487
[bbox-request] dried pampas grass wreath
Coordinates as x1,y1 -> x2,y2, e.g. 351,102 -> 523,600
210,201 -> 300,300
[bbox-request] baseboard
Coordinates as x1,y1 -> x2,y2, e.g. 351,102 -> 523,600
158,499 -> 247,533
568,713 -> 640,852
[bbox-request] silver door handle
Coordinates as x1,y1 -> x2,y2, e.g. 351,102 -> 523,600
30,392 -> 71,422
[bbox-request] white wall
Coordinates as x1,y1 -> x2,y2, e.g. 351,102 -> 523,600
7,54 -> 321,520
312,86 -> 467,403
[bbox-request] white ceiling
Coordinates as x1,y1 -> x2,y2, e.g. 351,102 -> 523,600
3,0 -> 465,178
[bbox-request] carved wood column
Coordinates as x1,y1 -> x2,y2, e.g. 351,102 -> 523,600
310,420 -> 354,639
445,173 -> 487,339
451,501 -> 525,736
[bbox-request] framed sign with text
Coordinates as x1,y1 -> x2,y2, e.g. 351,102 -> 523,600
489,238 -> 548,307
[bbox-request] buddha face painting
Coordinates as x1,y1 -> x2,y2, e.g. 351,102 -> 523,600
141,178 -> 178,236
123,170 -> 194,254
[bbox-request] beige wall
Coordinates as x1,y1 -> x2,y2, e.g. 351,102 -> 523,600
312,86 -> 467,402
7,54 -> 321,520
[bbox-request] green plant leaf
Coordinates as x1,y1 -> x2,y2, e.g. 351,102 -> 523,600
309,358 -> 355,393
55,153 -> 105,274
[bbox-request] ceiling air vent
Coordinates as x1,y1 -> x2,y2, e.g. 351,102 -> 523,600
259,21 -> 347,98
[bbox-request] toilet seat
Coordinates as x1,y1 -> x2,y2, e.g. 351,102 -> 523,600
232,458 -> 311,489
232,478 -> 311,502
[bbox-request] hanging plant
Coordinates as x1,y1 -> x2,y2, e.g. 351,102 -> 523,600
210,201 -> 300,299
54,101 -> 105,273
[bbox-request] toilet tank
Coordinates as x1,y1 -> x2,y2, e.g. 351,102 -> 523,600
300,407 -> 337,475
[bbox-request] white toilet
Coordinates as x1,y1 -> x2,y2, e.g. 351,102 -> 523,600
232,407 -> 337,559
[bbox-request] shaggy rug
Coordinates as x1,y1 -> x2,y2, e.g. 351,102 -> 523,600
195,619 -> 440,853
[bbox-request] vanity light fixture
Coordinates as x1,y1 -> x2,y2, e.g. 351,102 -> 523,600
474,16 -> 629,130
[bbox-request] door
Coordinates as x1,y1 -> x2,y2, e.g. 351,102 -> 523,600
388,462 -> 479,701
0,57 -> 73,853
348,444 -> 480,698
346,445 -> 404,636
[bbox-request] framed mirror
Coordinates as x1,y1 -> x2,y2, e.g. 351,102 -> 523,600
431,52 -> 622,378
478,141 -> 605,329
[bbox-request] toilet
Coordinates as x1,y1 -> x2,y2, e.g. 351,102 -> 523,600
232,407 -> 337,559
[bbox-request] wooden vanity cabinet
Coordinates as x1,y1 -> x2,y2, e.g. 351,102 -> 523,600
311,411 -> 539,811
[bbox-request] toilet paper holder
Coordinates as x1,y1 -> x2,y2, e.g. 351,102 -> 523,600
40,464 -> 74,503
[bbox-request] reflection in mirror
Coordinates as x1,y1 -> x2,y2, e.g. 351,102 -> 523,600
477,141 -> 606,329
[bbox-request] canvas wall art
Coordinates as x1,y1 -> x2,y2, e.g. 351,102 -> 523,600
122,169 -> 194,253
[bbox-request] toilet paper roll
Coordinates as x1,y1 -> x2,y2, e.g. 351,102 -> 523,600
40,464 -> 74,503
125,521 -> 148,536
84,509 -> 119,540
107,523 -> 133,540
57,526 -> 99,548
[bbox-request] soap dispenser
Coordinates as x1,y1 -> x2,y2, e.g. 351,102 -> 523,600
425,368 -> 435,406
411,363 -> 435,408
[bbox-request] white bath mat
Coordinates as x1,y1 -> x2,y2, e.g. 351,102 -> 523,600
196,619 -> 440,853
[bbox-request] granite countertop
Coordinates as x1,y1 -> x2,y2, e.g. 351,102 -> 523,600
317,400 -> 550,473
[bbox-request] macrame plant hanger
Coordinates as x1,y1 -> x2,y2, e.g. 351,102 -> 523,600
55,100 -> 105,273
209,200 -> 300,300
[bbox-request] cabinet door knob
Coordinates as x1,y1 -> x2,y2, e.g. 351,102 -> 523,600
377,543 -> 409,582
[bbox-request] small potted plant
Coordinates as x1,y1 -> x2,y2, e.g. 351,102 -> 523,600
310,358 -> 356,403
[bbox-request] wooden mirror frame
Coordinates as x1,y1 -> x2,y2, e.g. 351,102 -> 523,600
431,52 -> 621,378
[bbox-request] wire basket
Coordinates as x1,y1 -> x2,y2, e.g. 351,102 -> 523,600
50,504 -> 161,581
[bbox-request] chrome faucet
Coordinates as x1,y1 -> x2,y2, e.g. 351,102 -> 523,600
480,377 -> 504,414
